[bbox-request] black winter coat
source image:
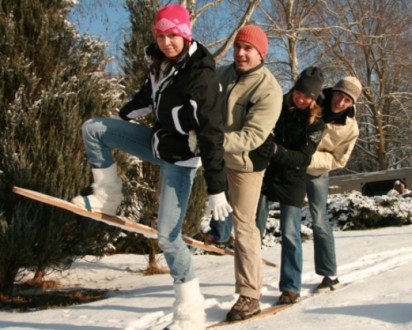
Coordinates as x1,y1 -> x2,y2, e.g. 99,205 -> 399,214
119,41 -> 227,195
263,92 -> 324,207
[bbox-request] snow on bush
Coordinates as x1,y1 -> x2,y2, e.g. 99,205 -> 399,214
262,191 -> 412,248
198,191 -> 412,249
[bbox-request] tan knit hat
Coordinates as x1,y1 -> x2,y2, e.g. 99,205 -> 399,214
333,76 -> 362,103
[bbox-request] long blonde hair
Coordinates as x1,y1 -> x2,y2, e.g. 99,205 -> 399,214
308,100 -> 323,125
285,91 -> 323,125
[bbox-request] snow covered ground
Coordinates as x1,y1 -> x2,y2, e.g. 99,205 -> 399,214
1,224 -> 412,330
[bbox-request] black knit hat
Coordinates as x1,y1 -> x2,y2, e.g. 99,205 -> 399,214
294,66 -> 324,100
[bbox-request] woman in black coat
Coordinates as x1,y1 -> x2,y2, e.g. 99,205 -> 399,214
71,5 -> 231,329
258,67 -> 325,305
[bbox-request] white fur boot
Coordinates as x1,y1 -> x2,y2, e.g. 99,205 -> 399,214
71,164 -> 122,215
165,278 -> 206,330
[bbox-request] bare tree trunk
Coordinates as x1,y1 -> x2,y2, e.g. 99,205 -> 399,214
144,239 -> 169,276
32,267 -> 45,286
0,265 -> 18,296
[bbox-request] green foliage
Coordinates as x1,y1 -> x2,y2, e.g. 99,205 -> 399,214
0,0 -> 125,295
121,0 -> 160,94
117,1 -> 161,251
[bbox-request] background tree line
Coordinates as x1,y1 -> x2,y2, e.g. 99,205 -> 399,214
0,0 -> 410,296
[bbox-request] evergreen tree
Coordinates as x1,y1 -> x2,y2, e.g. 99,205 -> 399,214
121,0 -> 160,94
116,0 -> 164,271
0,0 -> 124,295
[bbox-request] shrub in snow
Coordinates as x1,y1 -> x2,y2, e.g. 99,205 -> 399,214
200,192 -> 412,249
263,192 -> 411,248
319,191 -> 412,230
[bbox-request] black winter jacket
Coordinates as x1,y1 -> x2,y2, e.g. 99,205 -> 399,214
119,41 -> 227,195
263,92 -> 325,207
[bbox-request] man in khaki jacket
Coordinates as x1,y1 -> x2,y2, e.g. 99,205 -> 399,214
306,76 -> 362,293
217,25 -> 283,321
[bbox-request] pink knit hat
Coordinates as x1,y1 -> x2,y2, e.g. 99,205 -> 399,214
154,4 -> 192,41
235,25 -> 268,60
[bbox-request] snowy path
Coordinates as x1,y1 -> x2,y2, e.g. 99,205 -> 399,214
0,225 -> 411,330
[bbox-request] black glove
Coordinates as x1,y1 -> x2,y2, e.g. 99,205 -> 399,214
256,141 -> 278,159
253,132 -> 276,159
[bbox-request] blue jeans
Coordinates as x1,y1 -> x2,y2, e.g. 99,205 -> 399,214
255,193 -> 269,239
208,214 -> 233,243
306,173 -> 337,277
82,117 -> 197,284
207,191 -> 232,243
208,191 -> 267,243
279,203 -> 302,293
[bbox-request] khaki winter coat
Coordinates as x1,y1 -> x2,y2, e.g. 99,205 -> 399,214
307,88 -> 359,176
217,63 -> 283,172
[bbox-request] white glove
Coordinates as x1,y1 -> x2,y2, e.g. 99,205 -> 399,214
207,192 -> 233,221
188,130 -> 199,154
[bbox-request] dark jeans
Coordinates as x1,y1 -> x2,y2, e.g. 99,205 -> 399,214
306,173 -> 337,276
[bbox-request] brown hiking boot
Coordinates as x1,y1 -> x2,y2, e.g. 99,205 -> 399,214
277,291 -> 300,305
226,295 -> 261,321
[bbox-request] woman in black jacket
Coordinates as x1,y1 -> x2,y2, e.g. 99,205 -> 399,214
71,5 -> 231,329
258,67 -> 325,305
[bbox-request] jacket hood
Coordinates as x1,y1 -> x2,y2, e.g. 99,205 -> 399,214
185,41 -> 216,71
322,87 -> 355,124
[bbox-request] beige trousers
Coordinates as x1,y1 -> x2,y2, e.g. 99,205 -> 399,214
227,168 -> 264,300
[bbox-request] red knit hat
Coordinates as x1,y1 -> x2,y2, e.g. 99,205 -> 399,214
235,25 -> 268,60
154,4 -> 192,41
